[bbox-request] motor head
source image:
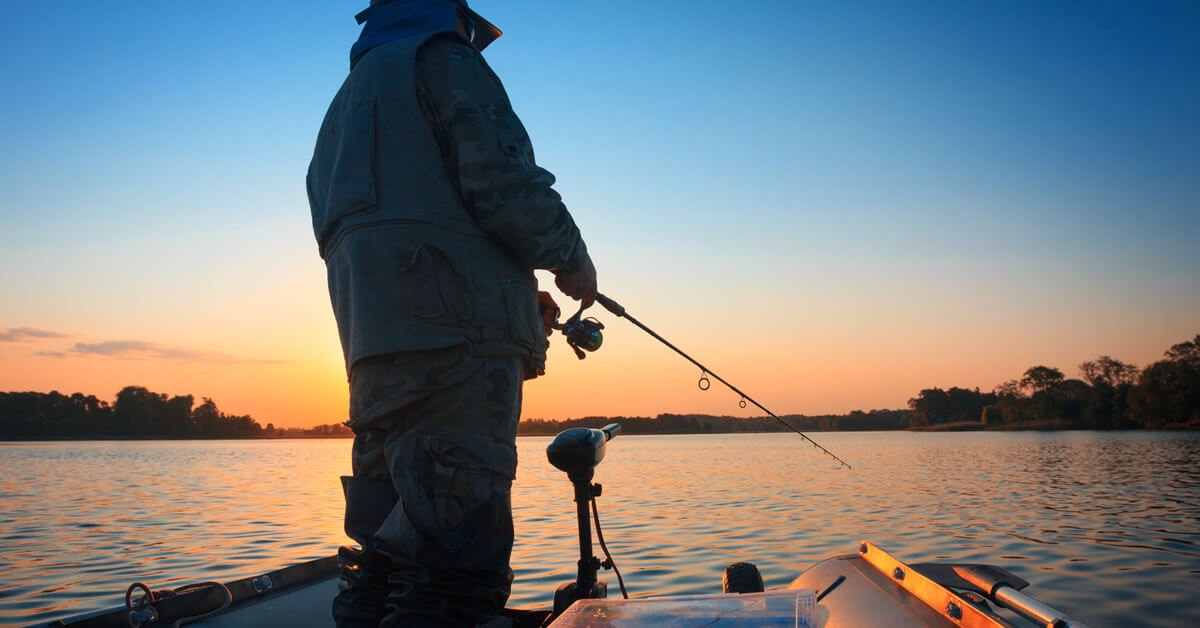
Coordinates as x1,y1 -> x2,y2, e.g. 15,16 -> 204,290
546,423 -> 621,477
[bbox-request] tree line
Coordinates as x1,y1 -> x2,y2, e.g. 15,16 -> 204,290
908,333 -> 1200,429
3,334 -> 1196,439
517,409 -> 913,436
0,386 -> 263,439
522,334 -> 1200,434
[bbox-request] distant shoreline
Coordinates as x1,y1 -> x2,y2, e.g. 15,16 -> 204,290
4,423 -> 1195,442
8,333 -> 1199,440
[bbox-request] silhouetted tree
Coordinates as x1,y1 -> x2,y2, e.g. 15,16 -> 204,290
909,388 -> 951,423
191,398 -> 222,435
1076,356 -> 1138,429
112,386 -> 169,436
1054,379 -> 1091,423
834,409 -> 911,431
1080,356 -> 1139,388
1020,366 -> 1064,395
220,414 -> 263,437
1164,334 -> 1200,366
305,423 -> 352,436
1,387 -> 264,439
1129,359 -> 1200,428
994,380 -> 1022,398
908,387 -> 994,424
164,395 -> 194,437
990,380 -> 1025,425
981,405 -> 1005,426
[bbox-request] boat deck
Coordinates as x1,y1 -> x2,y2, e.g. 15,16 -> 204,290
196,577 -> 337,627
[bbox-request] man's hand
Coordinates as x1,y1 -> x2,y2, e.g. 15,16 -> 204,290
538,291 -> 559,337
554,255 -> 597,308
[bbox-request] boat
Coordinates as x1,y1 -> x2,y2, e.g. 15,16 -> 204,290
37,425 -> 1090,627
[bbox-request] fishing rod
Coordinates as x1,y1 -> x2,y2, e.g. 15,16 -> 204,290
554,293 -> 852,469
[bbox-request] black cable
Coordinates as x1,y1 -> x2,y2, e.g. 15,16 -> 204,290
590,495 -> 628,599
595,293 -> 853,469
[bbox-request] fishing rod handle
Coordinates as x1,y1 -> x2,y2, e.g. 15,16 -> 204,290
595,293 -> 625,316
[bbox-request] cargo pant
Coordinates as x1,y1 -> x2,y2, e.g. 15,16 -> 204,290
333,346 -> 522,628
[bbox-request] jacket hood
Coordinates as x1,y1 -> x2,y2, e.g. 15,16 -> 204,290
350,0 -> 501,67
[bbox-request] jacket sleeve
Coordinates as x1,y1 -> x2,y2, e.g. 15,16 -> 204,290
416,36 -> 589,273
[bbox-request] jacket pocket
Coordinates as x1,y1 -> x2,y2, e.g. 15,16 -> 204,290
502,278 -> 542,350
399,244 -> 474,326
308,99 -> 378,245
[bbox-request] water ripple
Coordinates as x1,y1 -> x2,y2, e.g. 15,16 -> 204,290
1,433 -> 1198,626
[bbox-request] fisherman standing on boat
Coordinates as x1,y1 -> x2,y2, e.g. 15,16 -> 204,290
307,0 -> 597,625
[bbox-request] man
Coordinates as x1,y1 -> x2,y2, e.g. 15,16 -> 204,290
306,0 -> 597,625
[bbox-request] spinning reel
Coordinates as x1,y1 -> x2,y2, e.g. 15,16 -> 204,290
553,303 -> 605,360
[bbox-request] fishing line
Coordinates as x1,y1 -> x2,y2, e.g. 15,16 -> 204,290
592,293 -> 853,470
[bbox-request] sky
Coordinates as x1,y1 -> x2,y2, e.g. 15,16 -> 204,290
1,1 -> 1197,428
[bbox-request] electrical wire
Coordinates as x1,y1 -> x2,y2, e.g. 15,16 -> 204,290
590,495 -> 628,599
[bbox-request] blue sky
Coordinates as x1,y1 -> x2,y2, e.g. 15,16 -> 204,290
1,1 -> 1197,425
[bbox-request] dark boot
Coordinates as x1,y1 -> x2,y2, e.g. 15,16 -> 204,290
333,475 -> 398,628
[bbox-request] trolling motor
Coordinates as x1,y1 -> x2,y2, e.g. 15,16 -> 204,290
546,423 -> 623,615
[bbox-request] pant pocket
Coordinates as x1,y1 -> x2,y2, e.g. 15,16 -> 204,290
390,430 -> 517,553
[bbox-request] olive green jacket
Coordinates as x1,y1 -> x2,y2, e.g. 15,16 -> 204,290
308,33 -> 588,378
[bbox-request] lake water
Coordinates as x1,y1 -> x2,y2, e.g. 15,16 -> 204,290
2,431 -> 1198,626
